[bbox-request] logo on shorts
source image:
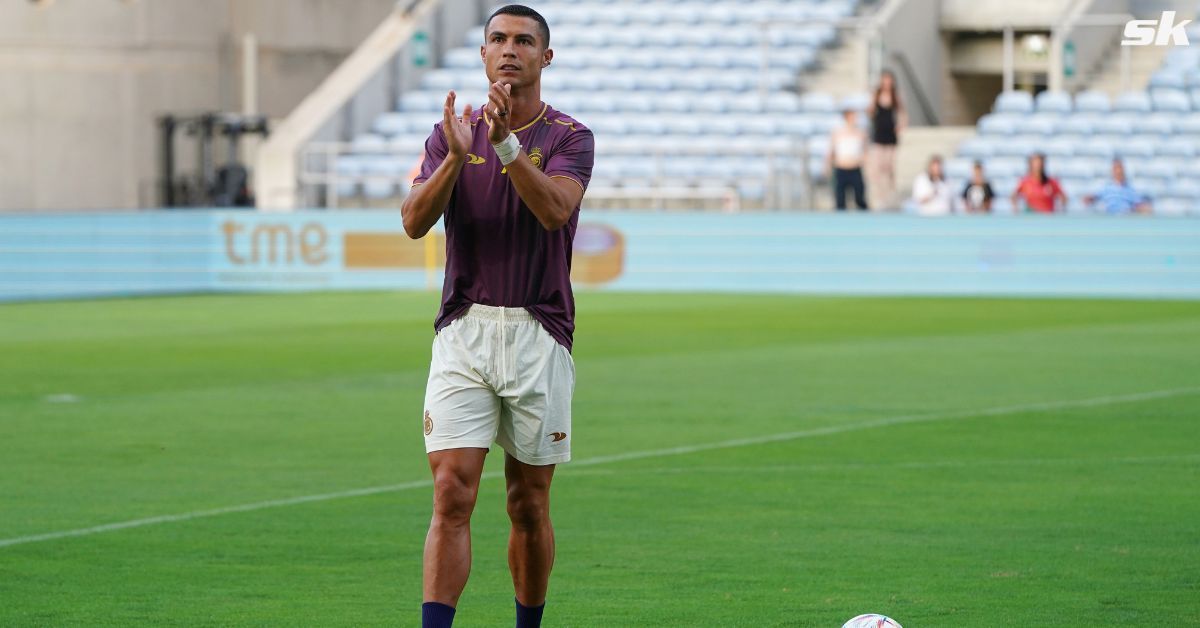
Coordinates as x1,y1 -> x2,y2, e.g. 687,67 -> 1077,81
549,432 -> 567,442
424,410 -> 434,436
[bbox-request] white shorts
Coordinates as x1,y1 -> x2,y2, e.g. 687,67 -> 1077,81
422,304 -> 574,465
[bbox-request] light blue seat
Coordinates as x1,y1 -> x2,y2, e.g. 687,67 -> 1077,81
984,156 -> 1025,178
1113,91 -> 1153,113
1041,137 -> 1075,158
1152,89 -> 1192,113
585,115 -> 629,136
334,156 -> 365,198
958,137 -> 998,159
799,92 -> 837,114
1093,115 -> 1135,135
639,27 -> 682,47
709,73 -> 755,92
1149,70 -> 1187,91
1055,159 -> 1094,179
422,70 -> 460,91
978,113 -> 1018,135
1035,91 -> 1073,114
624,117 -> 667,135
806,114 -> 840,135
373,113 -> 412,137
443,48 -> 479,70
991,196 -> 1015,214
840,92 -> 872,113
777,116 -> 814,136
1074,90 -> 1111,113
1076,138 -> 1116,158
738,117 -> 778,136
1158,141 -> 1198,158
1115,138 -> 1156,159
627,5 -> 667,25
1154,197 -> 1196,216
993,136 -> 1038,157
766,93 -> 803,113
388,134 -> 427,153
615,93 -> 655,114
692,95 -> 730,114
1058,115 -> 1097,135
562,73 -> 604,91
399,92 -> 442,112
578,93 -> 619,113
1016,114 -> 1060,136
728,95 -> 765,114
1132,113 -> 1175,135
1168,179 -> 1200,197
994,91 -> 1034,114
656,93 -> 693,114
1163,47 -> 1200,69
945,157 -> 974,180
1137,161 -> 1177,180
351,134 -> 388,153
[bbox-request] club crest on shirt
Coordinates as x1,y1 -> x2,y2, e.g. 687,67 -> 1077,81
501,147 -> 544,175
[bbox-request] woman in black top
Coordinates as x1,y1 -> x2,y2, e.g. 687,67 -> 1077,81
867,70 -> 906,210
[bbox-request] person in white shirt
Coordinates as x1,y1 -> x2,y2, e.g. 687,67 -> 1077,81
910,155 -> 955,216
825,109 -> 869,211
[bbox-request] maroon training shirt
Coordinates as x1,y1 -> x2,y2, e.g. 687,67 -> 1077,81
414,102 -> 594,352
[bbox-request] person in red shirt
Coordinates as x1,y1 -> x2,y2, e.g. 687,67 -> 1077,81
1011,152 -> 1066,213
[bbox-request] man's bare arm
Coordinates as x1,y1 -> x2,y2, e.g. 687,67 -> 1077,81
402,91 -> 473,239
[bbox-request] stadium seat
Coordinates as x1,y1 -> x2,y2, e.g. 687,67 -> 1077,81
978,113 -> 1018,135
1133,114 -> 1176,135
1017,114 -> 1061,136
799,92 -> 838,114
1152,89 -> 1192,113
1035,91 -> 1073,114
1073,90 -> 1111,113
1113,92 -> 1153,113
994,91 -> 1034,114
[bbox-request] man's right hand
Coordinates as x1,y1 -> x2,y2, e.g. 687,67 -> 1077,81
442,91 -> 474,158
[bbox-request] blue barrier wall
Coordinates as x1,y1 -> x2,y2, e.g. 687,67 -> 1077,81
1,210 -> 1197,301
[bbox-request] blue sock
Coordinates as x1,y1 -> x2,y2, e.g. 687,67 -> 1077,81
515,598 -> 545,628
422,601 -> 456,628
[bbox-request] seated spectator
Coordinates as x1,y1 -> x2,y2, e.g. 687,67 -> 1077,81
961,160 -> 994,213
910,155 -> 954,216
1011,152 -> 1066,214
1084,158 -> 1152,214
826,108 -> 869,211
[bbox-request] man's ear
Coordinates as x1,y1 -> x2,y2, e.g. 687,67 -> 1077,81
480,45 -> 486,63
543,48 -> 554,68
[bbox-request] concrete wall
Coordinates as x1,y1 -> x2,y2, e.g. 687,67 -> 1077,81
0,0 -> 402,212
880,0 -> 944,125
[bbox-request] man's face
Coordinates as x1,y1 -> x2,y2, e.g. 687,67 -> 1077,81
1113,161 -> 1126,182
481,14 -> 552,88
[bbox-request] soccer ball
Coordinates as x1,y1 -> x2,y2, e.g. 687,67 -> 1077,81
842,614 -> 902,628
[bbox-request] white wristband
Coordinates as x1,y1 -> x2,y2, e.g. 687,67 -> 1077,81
491,133 -> 521,166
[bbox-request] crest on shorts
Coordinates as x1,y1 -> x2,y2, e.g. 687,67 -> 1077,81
424,410 -> 433,436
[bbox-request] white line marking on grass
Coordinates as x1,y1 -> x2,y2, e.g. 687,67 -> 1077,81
2,386 -> 1197,550
566,453 -> 1200,476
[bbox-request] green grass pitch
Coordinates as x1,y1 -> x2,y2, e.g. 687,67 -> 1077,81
1,291 -> 1198,626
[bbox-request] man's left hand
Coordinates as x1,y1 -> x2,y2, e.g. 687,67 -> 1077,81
486,82 -> 512,144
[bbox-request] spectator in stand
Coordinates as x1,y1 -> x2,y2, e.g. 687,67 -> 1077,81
910,155 -> 954,216
867,70 -> 906,210
1084,158 -> 1152,214
826,108 -> 869,211
961,160 -> 994,213
1011,152 -> 1066,214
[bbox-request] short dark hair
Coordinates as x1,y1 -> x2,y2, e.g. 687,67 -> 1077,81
486,5 -> 550,48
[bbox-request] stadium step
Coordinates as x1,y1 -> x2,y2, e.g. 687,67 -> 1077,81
892,126 -> 977,209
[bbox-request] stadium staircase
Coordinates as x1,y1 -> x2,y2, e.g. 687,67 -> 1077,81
333,0 -> 884,211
